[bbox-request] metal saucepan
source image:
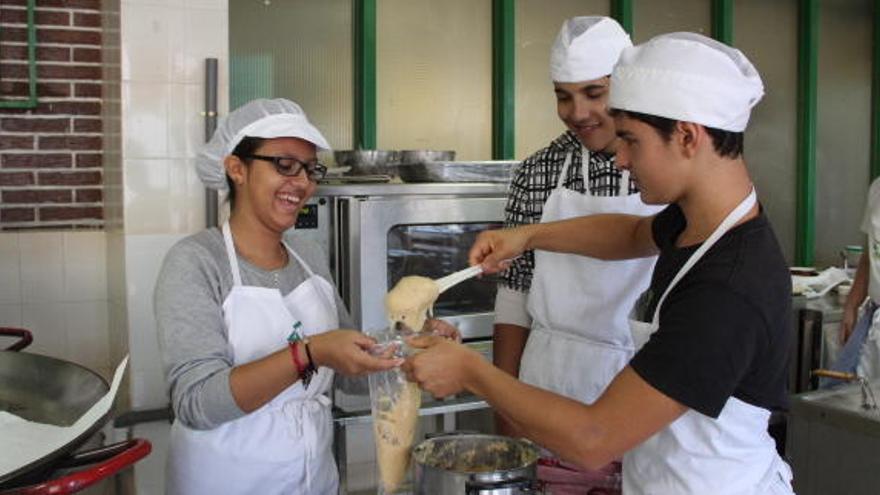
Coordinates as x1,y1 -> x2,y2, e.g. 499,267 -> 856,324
412,433 -> 540,494
0,328 -> 151,494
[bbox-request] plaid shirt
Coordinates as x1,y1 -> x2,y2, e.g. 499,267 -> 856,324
501,130 -> 638,293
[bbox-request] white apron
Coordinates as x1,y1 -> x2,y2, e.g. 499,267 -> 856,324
520,148 -> 662,403
858,191 -> 880,381
623,189 -> 795,495
857,306 -> 880,381
166,222 -> 339,495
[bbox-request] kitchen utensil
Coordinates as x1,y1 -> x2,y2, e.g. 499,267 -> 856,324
397,161 -> 517,183
334,150 -> 402,176
812,369 -> 878,412
399,150 -> 456,165
434,265 -> 484,294
412,433 -> 540,494
812,369 -> 858,382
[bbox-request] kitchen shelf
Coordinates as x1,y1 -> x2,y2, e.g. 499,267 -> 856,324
332,394 -> 489,426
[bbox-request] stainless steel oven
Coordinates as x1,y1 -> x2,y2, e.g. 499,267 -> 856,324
295,182 -> 507,341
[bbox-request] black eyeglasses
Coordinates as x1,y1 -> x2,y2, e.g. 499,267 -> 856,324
245,154 -> 328,181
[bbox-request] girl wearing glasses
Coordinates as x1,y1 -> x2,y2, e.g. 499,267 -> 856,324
154,98 -> 399,494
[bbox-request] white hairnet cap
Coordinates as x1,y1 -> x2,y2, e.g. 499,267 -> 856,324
609,32 -> 764,132
196,98 -> 331,190
550,16 -> 632,83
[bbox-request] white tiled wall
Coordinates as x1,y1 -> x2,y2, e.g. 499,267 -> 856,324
0,231 -> 112,378
106,2 -> 229,492
104,0 -> 229,413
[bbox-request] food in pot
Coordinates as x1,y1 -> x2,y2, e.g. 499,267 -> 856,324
413,435 -> 539,473
384,275 -> 439,333
373,378 -> 421,493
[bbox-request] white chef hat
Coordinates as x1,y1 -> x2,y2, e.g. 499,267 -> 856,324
196,98 -> 331,190
549,16 -> 632,83
609,32 -> 764,132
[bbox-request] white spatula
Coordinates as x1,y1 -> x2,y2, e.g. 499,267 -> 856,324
434,265 -> 485,294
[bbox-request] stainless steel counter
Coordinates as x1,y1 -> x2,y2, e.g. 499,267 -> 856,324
787,381 -> 880,494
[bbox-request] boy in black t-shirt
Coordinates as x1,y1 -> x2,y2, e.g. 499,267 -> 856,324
403,32 -> 795,495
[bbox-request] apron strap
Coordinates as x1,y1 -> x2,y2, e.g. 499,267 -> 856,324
282,240 -> 317,278
222,221 -> 243,286
554,146 -> 591,192
281,394 -> 332,494
555,150 -> 574,189
650,187 -> 757,326
281,239 -> 339,316
223,223 -> 322,291
580,145 -> 590,191
555,146 -> 615,196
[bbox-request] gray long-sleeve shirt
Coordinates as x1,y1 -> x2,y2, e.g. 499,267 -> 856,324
154,227 -> 352,430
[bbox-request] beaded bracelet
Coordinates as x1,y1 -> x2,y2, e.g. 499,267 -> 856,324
288,324 -> 315,388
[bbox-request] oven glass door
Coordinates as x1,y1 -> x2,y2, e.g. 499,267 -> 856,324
340,196 -> 506,339
387,222 -> 501,317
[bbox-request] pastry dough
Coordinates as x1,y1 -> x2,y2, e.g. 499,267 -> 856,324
384,276 -> 439,332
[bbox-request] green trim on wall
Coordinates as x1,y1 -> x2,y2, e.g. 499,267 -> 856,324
492,0 -> 516,159
0,0 -> 37,109
796,0 -> 818,266
353,0 -> 377,149
872,0 -> 880,180
711,0 -> 734,45
611,0 -> 633,35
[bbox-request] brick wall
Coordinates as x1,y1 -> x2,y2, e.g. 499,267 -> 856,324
0,0 -> 103,230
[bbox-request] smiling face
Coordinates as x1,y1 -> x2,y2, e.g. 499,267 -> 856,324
555,76 -> 617,153
612,113 -> 688,205
226,136 -> 318,234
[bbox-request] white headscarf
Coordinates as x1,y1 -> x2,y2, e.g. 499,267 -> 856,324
195,98 -> 331,191
609,32 -> 764,132
549,16 -> 632,83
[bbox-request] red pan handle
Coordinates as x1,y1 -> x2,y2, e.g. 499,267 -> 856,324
2,439 -> 152,495
0,328 -> 33,352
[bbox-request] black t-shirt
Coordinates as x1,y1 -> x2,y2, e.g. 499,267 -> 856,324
629,204 -> 792,418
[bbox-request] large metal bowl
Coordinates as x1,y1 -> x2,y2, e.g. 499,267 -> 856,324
333,149 -> 401,176
0,350 -> 110,486
399,150 -> 455,165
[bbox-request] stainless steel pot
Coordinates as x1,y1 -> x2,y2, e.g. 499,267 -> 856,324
333,149 -> 402,176
397,160 -> 517,183
412,433 -> 540,494
399,149 -> 456,165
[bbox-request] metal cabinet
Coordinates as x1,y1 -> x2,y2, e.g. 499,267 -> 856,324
786,383 -> 880,495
